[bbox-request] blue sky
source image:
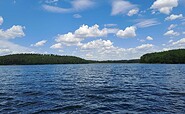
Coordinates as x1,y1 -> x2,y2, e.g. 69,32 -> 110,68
0,0 -> 185,60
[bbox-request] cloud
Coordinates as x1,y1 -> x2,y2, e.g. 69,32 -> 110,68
172,38 -> 185,46
135,19 -> 160,28
169,39 -> 173,43
146,36 -> 153,40
164,30 -> 180,36
0,19 -> 37,55
116,26 -> 137,38
42,5 -> 72,13
80,39 -> 154,60
0,48 -> 12,55
45,0 -> 59,4
51,24 -> 155,60
127,8 -> 139,16
0,40 -> 34,55
163,38 -> 185,50
103,24 -> 119,34
73,14 -> 82,18
56,32 -> 82,46
74,24 -> 108,38
55,24 -> 108,46
50,43 -> 62,49
51,22 -> 155,60
80,39 -> 113,50
80,39 -> 119,59
71,0 -> 94,11
111,0 -> 137,16
135,44 -> 154,50
43,0 -> 95,13
165,14 -> 183,21
168,24 -> 177,30
0,16 -> 3,25
139,39 -> 145,42
105,28 -> 119,34
0,25 -> 25,39
150,0 -> 178,15
31,40 -> 47,47
104,24 -> 117,27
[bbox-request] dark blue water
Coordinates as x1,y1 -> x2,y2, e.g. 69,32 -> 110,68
0,64 -> 185,113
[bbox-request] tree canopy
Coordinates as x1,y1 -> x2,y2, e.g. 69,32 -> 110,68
0,54 -> 89,65
1,49 -> 184,65
0,53 -> 139,65
140,49 -> 185,64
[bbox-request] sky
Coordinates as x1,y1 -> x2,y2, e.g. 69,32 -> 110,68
0,0 -> 185,60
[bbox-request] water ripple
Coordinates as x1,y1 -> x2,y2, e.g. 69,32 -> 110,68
0,64 -> 185,113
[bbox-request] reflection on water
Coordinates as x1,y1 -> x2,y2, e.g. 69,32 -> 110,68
0,64 -> 185,113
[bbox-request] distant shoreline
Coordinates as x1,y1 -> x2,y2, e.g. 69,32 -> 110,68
1,63 -> 185,66
0,49 -> 185,65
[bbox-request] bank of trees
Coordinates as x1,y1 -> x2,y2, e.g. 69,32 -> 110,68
0,53 -> 140,65
0,49 -> 185,65
0,54 -> 89,65
140,49 -> 185,64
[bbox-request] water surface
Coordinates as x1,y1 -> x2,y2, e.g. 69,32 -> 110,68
0,64 -> 185,113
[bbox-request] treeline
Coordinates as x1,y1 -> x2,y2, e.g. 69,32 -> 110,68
1,49 -> 185,65
0,54 -> 139,65
0,54 -> 89,65
96,59 -> 140,63
140,49 -> 185,64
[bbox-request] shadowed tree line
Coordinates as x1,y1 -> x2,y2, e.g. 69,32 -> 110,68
0,54 -> 89,65
140,49 -> 185,64
0,53 -> 139,65
0,49 -> 185,65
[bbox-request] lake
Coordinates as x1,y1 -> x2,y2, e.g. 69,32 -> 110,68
0,64 -> 185,113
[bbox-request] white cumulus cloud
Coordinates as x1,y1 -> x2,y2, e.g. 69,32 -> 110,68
55,24 -> 108,46
150,0 -> 178,15
164,30 -> 180,36
74,24 -> 108,38
56,32 -> 82,46
146,36 -> 153,40
127,8 -> 139,16
0,25 -> 25,39
165,14 -> 183,21
172,38 -> 185,46
80,39 -> 154,60
0,18 -> 38,55
116,26 -> 137,38
81,39 -> 113,50
50,43 -> 62,49
31,40 -> 47,47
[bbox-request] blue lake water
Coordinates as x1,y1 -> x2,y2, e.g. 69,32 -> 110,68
0,64 -> 185,113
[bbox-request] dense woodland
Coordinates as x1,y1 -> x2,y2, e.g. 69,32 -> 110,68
140,49 -> 185,64
0,54 -> 89,65
0,54 -> 139,65
0,49 -> 185,65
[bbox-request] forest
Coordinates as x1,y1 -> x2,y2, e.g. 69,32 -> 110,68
0,49 -> 185,65
0,53 -> 139,65
0,54 -> 89,65
140,49 -> 185,64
